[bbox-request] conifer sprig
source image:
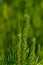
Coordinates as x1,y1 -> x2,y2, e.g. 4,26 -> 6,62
17,33 -> 22,65
28,37 -> 36,65
22,14 -> 30,65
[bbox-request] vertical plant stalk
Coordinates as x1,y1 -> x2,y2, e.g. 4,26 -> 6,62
22,14 -> 30,65
17,33 -> 22,65
17,12 -> 22,65
28,37 -> 36,65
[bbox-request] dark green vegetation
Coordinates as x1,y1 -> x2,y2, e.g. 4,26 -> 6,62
0,0 -> 43,65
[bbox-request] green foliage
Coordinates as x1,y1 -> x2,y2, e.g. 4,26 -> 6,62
0,0 -> 43,65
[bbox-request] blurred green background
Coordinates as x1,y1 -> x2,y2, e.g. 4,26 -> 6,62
0,0 -> 43,65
